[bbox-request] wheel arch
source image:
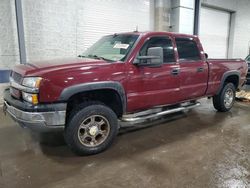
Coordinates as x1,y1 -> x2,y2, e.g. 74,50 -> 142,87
216,71 -> 240,95
59,81 -> 127,117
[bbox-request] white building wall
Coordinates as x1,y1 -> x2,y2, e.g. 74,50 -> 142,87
0,0 -> 19,69
2,0 -> 250,66
199,6 -> 231,58
171,0 -> 195,34
12,0 -> 152,62
0,0 -> 152,103
231,0 -> 250,58
0,0 -> 20,103
201,0 -> 237,10
22,0 -> 78,61
155,0 -> 171,31
201,0 -> 250,59
76,0 -> 152,53
0,1 -> 250,76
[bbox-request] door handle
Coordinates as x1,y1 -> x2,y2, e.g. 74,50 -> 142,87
171,68 -> 180,75
197,67 -> 204,72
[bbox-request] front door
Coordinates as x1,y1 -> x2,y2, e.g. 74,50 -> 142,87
126,36 -> 180,112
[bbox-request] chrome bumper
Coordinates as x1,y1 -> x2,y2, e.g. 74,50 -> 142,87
3,101 -> 65,132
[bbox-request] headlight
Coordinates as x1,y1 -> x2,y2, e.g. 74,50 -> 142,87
22,77 -> 42,88
22,92 -> 39,105
21,77 -> 42,104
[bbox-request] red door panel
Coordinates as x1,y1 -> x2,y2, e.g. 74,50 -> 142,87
179,61 -> 209,100
125,34 -> 180,112
126,63 -> 180,112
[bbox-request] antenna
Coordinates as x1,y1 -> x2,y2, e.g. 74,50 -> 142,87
248,40 -> 250,54
134,25 -> 138,32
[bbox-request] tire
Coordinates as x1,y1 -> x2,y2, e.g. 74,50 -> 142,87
64,101 -> 118,155
213,82 -> 236,112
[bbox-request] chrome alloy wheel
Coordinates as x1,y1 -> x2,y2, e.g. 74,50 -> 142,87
224,88 -> 234,108
78,115 -> 110,147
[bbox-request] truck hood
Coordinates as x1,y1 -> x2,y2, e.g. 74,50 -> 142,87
13,58 -> 112,76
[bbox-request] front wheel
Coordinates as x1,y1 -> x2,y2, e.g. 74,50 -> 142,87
64,102 -> 118,155
213,83 -> 236,112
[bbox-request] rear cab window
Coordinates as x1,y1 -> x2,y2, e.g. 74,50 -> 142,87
175,38 -> 201,61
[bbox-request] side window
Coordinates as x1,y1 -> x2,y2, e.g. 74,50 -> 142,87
175,38 -> 201,61
139,37 -> 175,63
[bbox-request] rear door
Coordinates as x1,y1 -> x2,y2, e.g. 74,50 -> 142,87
175,37 -> 209,101
126,35 -> 180,112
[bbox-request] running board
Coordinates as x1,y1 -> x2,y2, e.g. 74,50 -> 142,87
121,102 -> 200,122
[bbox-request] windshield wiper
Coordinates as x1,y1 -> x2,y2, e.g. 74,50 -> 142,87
78,54 -> 114,62
87,54 -> 114,62
78,55 -> 86,58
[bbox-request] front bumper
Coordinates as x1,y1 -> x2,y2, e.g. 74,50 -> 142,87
3,89 -> 66,132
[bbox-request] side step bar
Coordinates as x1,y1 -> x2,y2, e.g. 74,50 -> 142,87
121,102 -> 200,122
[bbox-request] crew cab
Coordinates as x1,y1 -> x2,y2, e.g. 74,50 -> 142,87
3,32 -> 248,155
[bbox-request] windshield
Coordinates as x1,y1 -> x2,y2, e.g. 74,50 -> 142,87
80,34 -> 139,62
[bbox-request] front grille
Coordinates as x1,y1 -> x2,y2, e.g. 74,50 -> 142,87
10,71 -> 23,99
10,87 -> 21,99
11,71 -> 22,84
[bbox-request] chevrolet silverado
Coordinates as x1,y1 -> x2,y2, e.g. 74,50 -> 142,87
3,32 -> 248,155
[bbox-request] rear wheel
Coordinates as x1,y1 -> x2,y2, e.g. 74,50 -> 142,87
65,102 -> 118,155
213,83 -> 236,112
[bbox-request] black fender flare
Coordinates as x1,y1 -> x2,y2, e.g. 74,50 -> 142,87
216,71 -> 240,95
59,81 -> 127,113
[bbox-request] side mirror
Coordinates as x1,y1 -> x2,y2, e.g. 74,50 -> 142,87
205,53 -> 208,59
134,47 -> 163,67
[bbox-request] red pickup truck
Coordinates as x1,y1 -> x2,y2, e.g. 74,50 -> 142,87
3,32 -> 247,155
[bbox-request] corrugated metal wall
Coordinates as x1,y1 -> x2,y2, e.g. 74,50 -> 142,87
77,0 -> 152,53
199,6 -> 230,58
21,0 -> 153,62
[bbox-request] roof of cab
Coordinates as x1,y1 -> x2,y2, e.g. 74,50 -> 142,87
114,31 -> 198,38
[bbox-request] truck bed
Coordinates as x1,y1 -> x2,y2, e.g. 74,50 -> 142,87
206,58 -> 247,96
